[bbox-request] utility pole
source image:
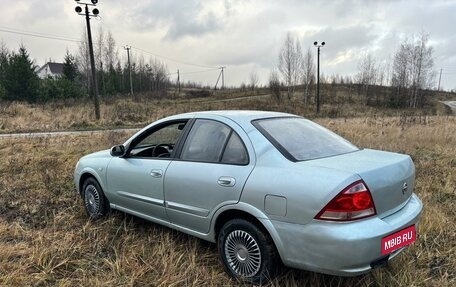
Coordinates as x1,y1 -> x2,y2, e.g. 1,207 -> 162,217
214,66 -> 226,90
124,45 -> 133,96
177,69 -> 180,93
221,66 -> 225,89
438,68 -> 442,91
75,0 -> 100,119
313,41 -> 325,114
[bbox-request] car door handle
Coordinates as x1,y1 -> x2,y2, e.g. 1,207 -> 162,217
150,169 -> 163,178
218,176 -> 236,187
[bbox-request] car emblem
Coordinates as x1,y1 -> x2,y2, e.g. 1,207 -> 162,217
402,182 -> 408,194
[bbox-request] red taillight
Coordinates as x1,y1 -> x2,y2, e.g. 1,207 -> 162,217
315,180 -> 376,221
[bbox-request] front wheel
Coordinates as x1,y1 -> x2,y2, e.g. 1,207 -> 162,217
218,219 -> 279,284
82,177 -> 109,220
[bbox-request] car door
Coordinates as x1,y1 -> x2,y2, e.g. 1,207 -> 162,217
106,120 -> 188,223
164,118 -> 255,233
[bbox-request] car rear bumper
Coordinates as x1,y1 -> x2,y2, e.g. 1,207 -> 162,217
267,193 -> 423,276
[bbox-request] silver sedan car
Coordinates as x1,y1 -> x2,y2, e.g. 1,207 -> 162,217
74,111 -> 423,284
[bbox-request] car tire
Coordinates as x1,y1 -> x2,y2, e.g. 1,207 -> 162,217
82,177 -> 109,220
218,219 -> 279,284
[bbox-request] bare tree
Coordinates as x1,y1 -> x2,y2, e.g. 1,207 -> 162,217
148,57 -> 169,96
391,40 -> 410,106
409,32 -> 435,107
103,31 -> 118,95
382,54 -> 392,87
249,69 -> 259,91
375,62 -> 385,87
356,53 -> 377,105
93,27 -> 106,95
269,69 -> 281,102
294,40 -> 304,92
76,28 -> 90,94
302,47 -> 314,107
95,26 -> 105,72
103,31 -> 117,70
391,33 -> 435,108
278,33 -> 302,100
138,53 -> 145,91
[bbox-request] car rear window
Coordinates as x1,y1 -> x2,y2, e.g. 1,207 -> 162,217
253,117 -> 359,161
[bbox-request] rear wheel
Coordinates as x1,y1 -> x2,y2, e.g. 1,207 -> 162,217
82,177 -> 109,220
218,219 -> 279,284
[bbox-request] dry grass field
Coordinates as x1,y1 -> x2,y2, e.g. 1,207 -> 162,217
0,88 -> 455,286
0,111 -> 454,286
0,86 -> 450,134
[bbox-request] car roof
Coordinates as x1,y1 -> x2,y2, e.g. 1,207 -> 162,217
126,110 -> 301,147
178,110 -> 297,123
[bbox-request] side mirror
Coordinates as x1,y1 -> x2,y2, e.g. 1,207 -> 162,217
110,145 -> 126,157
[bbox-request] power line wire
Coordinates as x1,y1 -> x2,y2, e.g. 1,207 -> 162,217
131,46 -> 217,69
167,68 -> 220,76
0,27 -> 81,43
96,23 -> 218,70
0,26 -> 79,39
0,25 -> 221,73
180,68 -> 220,75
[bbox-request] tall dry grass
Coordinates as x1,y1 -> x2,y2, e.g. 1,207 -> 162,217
0,87 -> 448,134
0,115 -> 454,286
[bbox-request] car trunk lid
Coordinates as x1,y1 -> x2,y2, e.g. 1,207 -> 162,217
305,149 -> 415,218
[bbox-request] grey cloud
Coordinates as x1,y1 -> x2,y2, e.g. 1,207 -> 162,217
165,11 -> 220,39
303,26 -> 379,63
2,0 -> 455,88
16,0 -> 65,24
125,0 -> 225,40
205,39 -> 277,68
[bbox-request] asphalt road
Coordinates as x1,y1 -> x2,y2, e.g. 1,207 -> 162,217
0,128 -> 139,139
441,101 -> 456,114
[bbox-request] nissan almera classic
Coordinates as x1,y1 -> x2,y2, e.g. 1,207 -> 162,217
74,110 -> 423,284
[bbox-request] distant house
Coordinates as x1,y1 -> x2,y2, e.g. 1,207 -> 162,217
36,62 -> 64,79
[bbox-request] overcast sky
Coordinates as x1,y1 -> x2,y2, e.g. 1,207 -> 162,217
1,0 -> 455,90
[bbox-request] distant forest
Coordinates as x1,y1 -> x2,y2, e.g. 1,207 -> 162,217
0,29 -> 171,103
0,29 -> 439,109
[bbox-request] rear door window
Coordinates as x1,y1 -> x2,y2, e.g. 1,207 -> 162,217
180,119 -> 230,162
180,119 -> 249,165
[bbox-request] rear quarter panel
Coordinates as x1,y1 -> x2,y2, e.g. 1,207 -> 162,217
241,129 -> 360,225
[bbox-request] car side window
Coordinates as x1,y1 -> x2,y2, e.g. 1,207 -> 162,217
221,132 -> 248,165
180,119 -> 249,165
130,121 -> 187,158
180,119 -> 231,162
